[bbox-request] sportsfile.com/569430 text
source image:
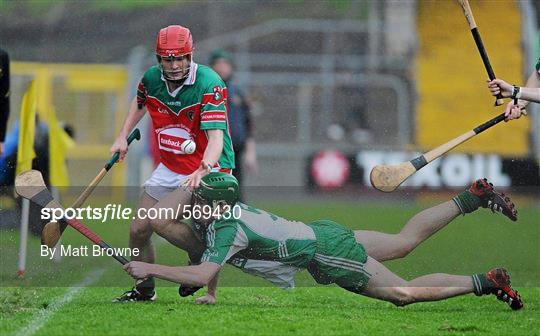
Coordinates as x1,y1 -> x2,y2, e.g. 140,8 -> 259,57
40,204 -> 242,223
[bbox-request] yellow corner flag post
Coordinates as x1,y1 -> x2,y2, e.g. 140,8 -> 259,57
48,106 -> 74,186
17,81 -> 37,278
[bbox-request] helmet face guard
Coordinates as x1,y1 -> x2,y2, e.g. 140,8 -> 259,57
155,25 -> 194,82
157,54 -> 192,82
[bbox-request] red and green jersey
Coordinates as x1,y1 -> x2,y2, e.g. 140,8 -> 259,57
137,63 -> 235,174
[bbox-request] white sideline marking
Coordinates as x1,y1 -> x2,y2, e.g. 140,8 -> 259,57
14,269 -> 105,336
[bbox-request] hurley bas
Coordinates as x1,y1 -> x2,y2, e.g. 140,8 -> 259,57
40,245 -> 139,260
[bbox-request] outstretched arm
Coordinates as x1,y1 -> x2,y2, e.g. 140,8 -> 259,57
487,70 -> 540,121
124,261 -> 221,287
520,70 -> 540,107
185,129 -> 224,187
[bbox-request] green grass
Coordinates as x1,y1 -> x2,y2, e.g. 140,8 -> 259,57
1,201 -> 539,335
2,286 -> 539,336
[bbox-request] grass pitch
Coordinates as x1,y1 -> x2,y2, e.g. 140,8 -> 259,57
1,201 -> 539,335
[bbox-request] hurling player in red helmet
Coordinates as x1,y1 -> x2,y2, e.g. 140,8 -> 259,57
109,24 -> 233,301
111,25 -> 298,302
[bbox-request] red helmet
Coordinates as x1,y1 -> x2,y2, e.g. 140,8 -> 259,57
156,25 -> 193,57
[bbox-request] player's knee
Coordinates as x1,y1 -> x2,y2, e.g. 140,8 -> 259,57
130,219 -> 152,242
149,216 -> 166,234
389,287 -> 415,307
393,236 -> 419,259
394,245 -> 413,259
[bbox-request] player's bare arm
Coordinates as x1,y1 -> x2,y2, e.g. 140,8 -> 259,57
516,87 -> 540,103
488,70 -> 540,121
110,97 -> 147,161
520,69 -> 540,109
185,129 -> 224,187
124,261 -> 221,288
203,129 -> 224,167
195,274 -> 219,305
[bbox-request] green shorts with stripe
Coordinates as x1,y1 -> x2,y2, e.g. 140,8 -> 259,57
307,220 -> 371,293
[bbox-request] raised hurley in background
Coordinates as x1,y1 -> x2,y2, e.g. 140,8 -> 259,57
41,128 -> 141,247
457,0 -> 503,106
370,113 -> 506,192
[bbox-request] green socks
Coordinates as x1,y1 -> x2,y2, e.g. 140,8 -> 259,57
453,191 -> 482,215
472,273 -> 492,296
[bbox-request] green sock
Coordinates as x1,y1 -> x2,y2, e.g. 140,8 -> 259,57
453,191 -> 482,215
472,273 -> 493,296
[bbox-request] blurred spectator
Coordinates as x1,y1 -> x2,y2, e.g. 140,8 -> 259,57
0,115 -> 75,186
209,49 -> 257,199
348,104 -> 373,144
0,115 -> 49,186
0,48 -> 10,156
327,104 -> 372,144
0,116 -> 74,234
486,57 -> 540,121
0,115 -> 48,235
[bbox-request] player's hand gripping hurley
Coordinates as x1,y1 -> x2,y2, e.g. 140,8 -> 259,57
458,0 -> 503,106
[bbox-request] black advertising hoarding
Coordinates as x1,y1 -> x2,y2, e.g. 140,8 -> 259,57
307,150 -> 540,191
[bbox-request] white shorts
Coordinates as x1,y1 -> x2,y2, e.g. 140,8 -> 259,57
228,257 -> 299,289
143,163 -> 232,201
143,163 -> 189,201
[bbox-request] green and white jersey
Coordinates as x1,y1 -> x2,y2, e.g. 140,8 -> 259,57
201,203 -> 317,268
536,57 -> 540,74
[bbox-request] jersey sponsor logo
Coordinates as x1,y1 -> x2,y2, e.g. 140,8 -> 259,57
157,107 -> 170,115
166,101 -> 182,106
157,127 -> 192,154
201,111 -> 226,122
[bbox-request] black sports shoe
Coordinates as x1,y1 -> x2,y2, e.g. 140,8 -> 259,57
468,178 -> 518,221
113,288 -> 156,302
486,268 -> 524,310
178,259 -> 203,297
178,285 -> 203,297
